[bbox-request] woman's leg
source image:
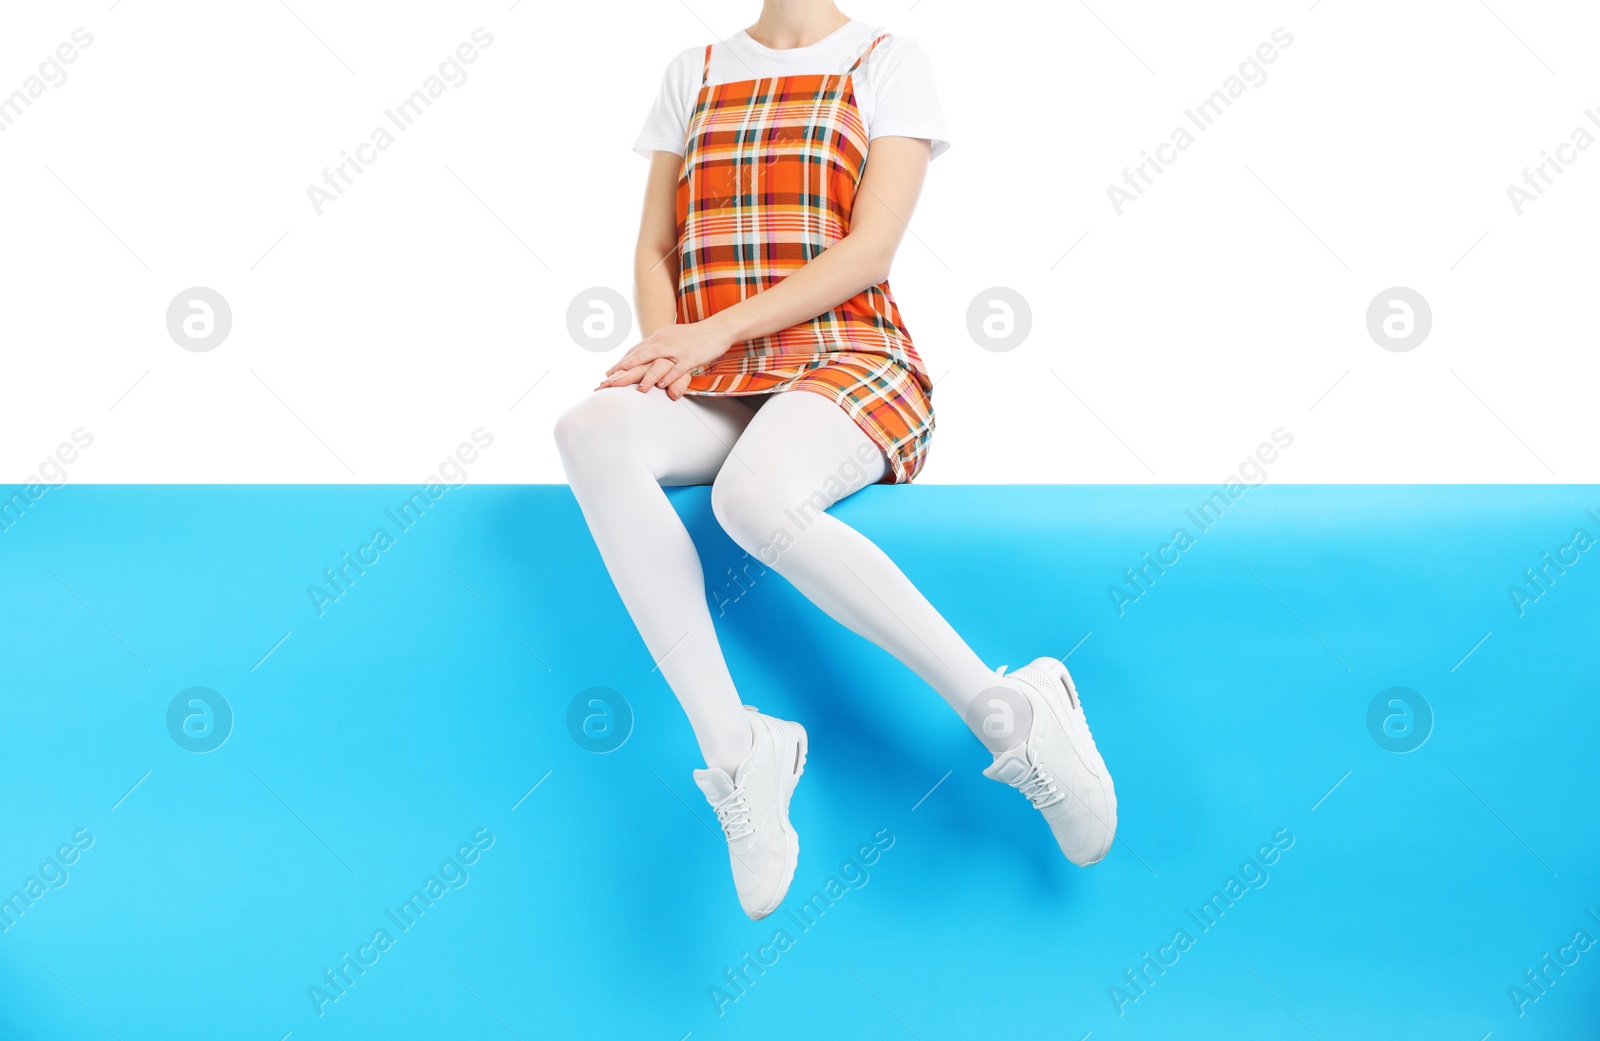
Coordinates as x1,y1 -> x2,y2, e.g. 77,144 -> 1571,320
708,389 -> 1028,753
552,387 -> 762,773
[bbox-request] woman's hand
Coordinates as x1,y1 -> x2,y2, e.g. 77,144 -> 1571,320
596,318 -> 736,400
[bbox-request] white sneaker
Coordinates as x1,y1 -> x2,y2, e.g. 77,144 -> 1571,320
981,656 -> 1117,866
693,706 -> 808,919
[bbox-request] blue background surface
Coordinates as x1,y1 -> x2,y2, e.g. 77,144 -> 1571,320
1,484 -> 1596,1040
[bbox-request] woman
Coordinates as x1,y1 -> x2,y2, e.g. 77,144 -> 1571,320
553,3 -> 1116,919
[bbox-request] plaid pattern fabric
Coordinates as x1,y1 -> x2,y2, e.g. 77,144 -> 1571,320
674,32 -> 936,484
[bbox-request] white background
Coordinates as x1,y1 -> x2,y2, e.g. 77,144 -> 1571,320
1,0 -> 1595,485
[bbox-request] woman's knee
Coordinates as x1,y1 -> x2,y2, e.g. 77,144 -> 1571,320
552,389 -> 642,465
709,467 -> 791,559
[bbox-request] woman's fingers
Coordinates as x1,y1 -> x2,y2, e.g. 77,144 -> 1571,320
638,356 -> 676,391
596,341 -> 699,397
594,364 -> 651,390
603,352 -> 641,377
660,358 -> 700,387
597,365 -> 695,400
603,336 -> 666,376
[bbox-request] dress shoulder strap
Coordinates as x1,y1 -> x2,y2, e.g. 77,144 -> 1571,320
702,42 -> 713,86
846,32 -> 890,76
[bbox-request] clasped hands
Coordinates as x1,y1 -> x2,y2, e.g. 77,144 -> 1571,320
595,318 -> 735,401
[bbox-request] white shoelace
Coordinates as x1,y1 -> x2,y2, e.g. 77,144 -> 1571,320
710,786 -> 754,840
1012,752 -> 1065,809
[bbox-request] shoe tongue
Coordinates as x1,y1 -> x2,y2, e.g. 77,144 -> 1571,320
693,767 -> 737,802
983,745 -> 1031,784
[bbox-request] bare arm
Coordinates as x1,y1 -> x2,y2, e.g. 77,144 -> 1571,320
634,150 -> 683,339
601,136 -> 933,398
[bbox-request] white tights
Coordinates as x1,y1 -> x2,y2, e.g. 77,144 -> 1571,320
553,386 -> 1020,774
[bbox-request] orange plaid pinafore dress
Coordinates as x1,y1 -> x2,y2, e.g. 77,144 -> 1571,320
674,31 -> 936,484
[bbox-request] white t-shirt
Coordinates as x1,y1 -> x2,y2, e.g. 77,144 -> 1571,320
632,20 -> 951,162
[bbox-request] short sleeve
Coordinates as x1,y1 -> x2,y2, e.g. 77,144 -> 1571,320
865,36 -> 951,160
632,48 -> 697,159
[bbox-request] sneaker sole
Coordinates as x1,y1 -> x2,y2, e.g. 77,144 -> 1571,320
1026,657 -> 1117,866
748,719 -> 806,920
